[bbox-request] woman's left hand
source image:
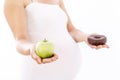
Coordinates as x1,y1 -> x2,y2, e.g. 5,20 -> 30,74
85,34 -> 109,49
86,42 -> 109,49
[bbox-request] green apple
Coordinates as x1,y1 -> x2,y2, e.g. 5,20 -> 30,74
35,39 -> 54,59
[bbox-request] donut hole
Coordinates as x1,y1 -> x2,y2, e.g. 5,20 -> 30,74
94,36 -> 101,39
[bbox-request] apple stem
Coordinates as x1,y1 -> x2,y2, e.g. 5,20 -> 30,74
43,38 -> 48,42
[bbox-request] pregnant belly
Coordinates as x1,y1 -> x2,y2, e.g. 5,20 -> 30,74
28,32 -> 81,66
20,31 -> 81,78
29,32 -> 81,61
20,34 -> 81,80
20,44 -> 81,80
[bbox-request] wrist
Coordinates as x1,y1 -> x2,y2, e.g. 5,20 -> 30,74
83,34 -> 89,42
16,39 -> 34,55
76,32 -> 89,42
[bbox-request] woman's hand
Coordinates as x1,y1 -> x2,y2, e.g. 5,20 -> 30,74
86,41 -> 109,49
85,34 -> 109,49
30,44 -> 58,64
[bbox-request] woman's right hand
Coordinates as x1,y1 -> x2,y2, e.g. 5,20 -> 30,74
30,44 -> 58,64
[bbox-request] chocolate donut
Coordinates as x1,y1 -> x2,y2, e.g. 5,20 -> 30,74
87,34 -> 107,46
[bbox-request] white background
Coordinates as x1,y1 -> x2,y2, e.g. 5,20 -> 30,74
0,0 -> 120,80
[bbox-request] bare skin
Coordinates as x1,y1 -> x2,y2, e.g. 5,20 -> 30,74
4,0 -> 109,64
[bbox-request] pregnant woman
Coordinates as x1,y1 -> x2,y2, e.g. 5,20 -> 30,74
4,0 -> 108,80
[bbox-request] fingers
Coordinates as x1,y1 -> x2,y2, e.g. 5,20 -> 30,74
103,44 -> 109,48
31,53 -> 42,64
30,47 -> 42,64
42,54 -> 58,64
90,45 -> 97,49
90,44 -> 109,50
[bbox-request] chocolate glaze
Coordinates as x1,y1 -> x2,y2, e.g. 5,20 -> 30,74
87,34 -> 107,46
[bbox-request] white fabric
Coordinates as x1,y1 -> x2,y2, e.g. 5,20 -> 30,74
20,2 -> 81,80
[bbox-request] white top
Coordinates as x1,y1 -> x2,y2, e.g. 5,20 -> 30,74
20,2 -> 81,80
26,2 -> 68,43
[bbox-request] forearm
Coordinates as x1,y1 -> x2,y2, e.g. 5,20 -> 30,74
69,29 -> 89,43
16,39 -> 34,55
67,16 -> 89,42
